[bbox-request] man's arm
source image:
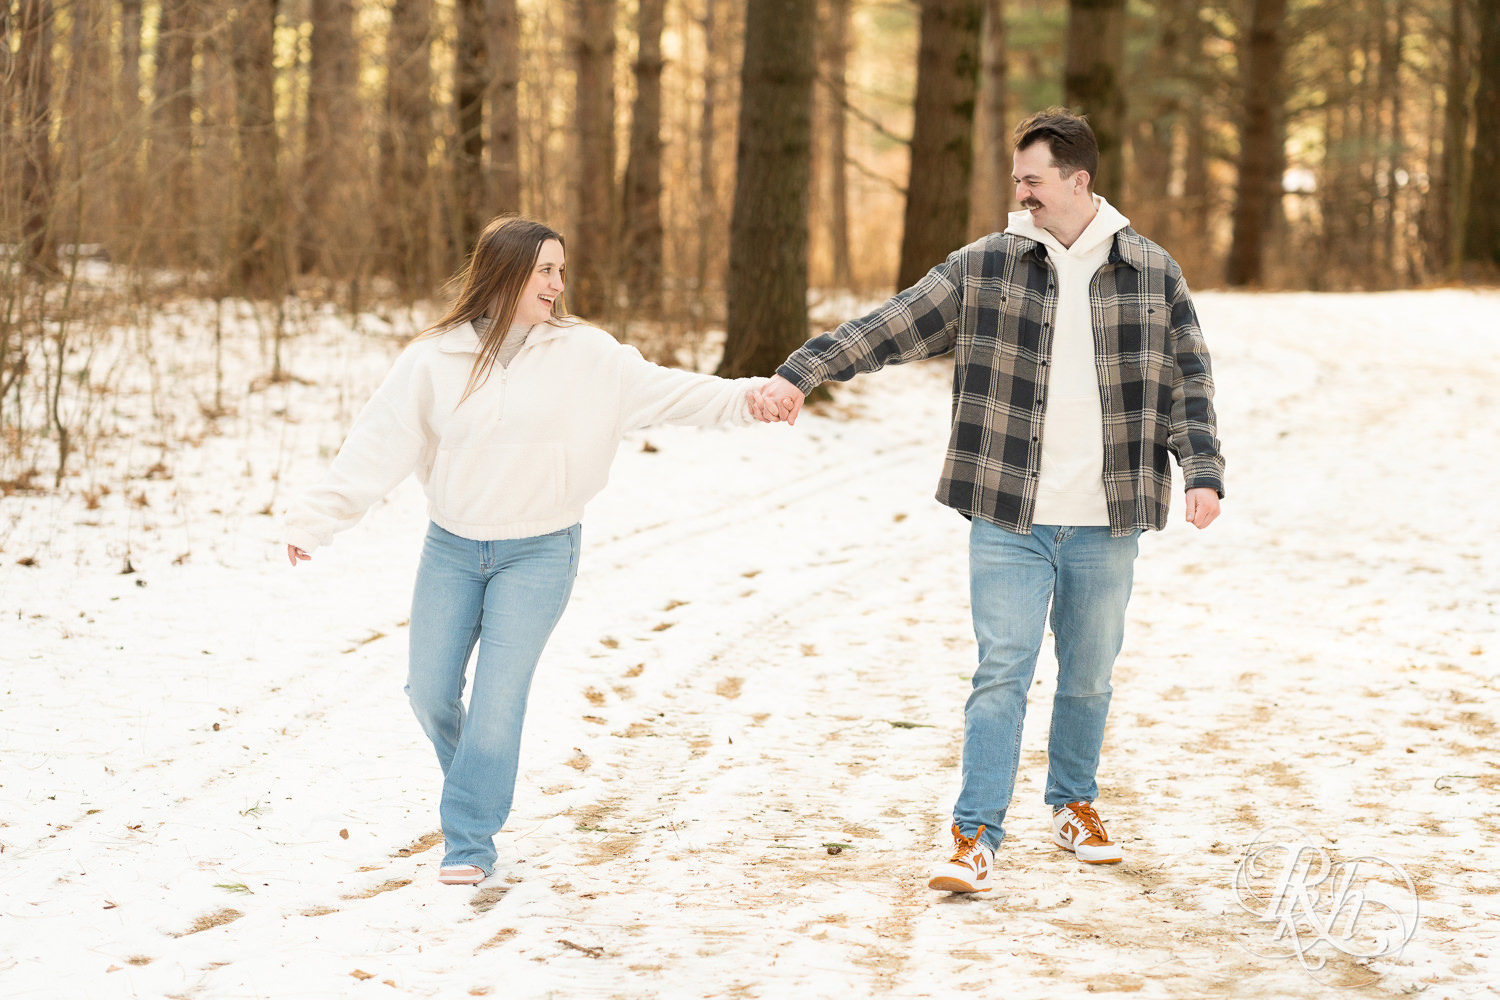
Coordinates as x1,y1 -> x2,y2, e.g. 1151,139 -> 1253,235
1164,265 -> 1226,516
749,249 -> 970,423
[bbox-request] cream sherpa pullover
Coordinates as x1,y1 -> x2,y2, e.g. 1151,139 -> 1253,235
282,320 -> 762,550
1004,195 -> 1131,527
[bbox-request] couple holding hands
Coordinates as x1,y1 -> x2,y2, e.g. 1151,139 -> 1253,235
284,108 -> 1224,893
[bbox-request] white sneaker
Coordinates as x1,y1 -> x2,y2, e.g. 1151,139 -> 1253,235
927,824 -> 994,893
1052,801 -> 1123,864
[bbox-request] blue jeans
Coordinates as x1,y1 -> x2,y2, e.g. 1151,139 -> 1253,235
406,521 -> 581,873
955,520 -> 1140,851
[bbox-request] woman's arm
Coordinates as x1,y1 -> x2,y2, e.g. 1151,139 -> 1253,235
614,342 -> 766,433
282,349 -> 435,555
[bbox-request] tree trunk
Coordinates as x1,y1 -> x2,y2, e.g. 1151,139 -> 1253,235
380,0 -> 434,295
302,0 -> 361,277
16,0 -> 55,275
695,0 -> 720,310
455,0 -> 487,256
821,0 -> 854,286
1063,0 -> 1126,204
231,0 -> 283,297
118,0 -> 145,236
720,0 -> 815,378
1225,0 -> 1287,287
968,0 -> 1007,239
897,0 -> 983,290
1131,0 -> 1191,244
623,0 -> 666,316
1180,3 -> 1209,239
572,0 -> 618,318
487,0 -> 521,215
1464,0 -> 1500,267
150,0 -> 194,265
1440,0 -> 1472,272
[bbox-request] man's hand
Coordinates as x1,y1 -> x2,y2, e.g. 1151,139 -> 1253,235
287,544 -> 311,566
1184,488 -> 1220,530
747,375 -> 806,425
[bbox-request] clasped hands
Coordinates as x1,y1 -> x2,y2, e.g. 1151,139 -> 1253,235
746,375 -> 806,425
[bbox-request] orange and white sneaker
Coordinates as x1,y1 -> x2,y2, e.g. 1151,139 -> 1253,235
1051,801 -> 1123,864
927,824 -> 994,893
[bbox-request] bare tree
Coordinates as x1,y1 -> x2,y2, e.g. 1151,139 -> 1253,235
897,0 -> 983,290
487,0 -> 522,216
1064,0 -> 1127,204
720,0 -> 815,378
969,0 -> 1009,238
821,0 -> 854,286
381,0 -> 435,295
696,0 -> 720,305
149,0 -> 195,265
1433,0 -> 1473,274
230,0 -> 283,297
117,0 -> 146,236
455,0 -> 487,255
16,0 -> 55,275
573,0 -> 618,318
1464,0 -> 1500,267
623,0 -> 667,316
1225,0 -> 1288,287
303,0 -> 363,279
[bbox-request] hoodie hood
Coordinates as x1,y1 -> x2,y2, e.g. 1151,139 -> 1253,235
1005,194 -> 1131,258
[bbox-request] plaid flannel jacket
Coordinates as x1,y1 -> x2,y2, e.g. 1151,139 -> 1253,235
777,229 -> 1225,537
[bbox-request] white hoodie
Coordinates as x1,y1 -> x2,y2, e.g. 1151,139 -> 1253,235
1004,195 -> 1131,527
282,320 -> 762,551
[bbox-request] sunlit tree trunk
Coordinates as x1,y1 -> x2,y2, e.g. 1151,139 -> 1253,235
820,0 -> 854,286
1225,0 -> 1287,287
303,0 -> 362,277
1438,0 -> 1472,274
572,0 -> 618,318
380,0 -> 434,295
623,0 -> 666,316
696,0 -> 719,305
455,0 -> 486,255
969,0 -> 1008,239
117,0 -> 145,237
231,0 -> 283,297
720,0 -> 815,378
487,0 -> 521,215
897,0 -> 982,289
1064,0 -> 1126,203
1464,0 -> 1500,267
150,0 -> 194,266
16,0 -> 56,274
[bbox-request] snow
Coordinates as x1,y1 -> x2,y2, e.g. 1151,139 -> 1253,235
2,289 -> 1498,999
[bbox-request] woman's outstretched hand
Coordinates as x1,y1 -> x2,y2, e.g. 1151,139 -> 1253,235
287,544 -> 311,567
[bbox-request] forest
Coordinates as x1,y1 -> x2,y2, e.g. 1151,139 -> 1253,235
1,0 -> 1497,490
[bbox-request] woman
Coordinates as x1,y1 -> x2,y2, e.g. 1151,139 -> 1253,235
283,217 -> 763,885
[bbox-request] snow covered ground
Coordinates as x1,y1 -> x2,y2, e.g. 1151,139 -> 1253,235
1,289 -> 1497,1000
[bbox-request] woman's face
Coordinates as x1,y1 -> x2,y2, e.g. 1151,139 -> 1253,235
511,239 -> 565,327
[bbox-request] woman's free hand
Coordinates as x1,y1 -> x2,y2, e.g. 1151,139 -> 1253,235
287,544 -> 311,566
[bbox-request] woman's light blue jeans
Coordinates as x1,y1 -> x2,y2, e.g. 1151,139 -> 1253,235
955,519 -> 1140,851
406,521 -> 581,874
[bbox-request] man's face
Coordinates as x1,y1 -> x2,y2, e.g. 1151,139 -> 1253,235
1012,142 -> 1088,230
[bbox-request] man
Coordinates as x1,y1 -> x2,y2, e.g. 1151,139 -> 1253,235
748,108 -> 1225,893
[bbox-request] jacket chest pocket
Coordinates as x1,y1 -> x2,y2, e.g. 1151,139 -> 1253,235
1115,311 -> 1170,366
971,297 -> 1034,360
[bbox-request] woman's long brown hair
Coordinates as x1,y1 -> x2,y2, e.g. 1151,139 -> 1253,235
417,216 -> 574,405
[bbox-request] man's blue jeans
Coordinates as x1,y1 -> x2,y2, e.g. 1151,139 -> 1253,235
955,520 -> 1140,851
406,521 -> 581,874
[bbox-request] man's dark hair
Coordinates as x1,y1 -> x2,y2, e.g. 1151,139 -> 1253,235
1013,108 -> 1099,193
